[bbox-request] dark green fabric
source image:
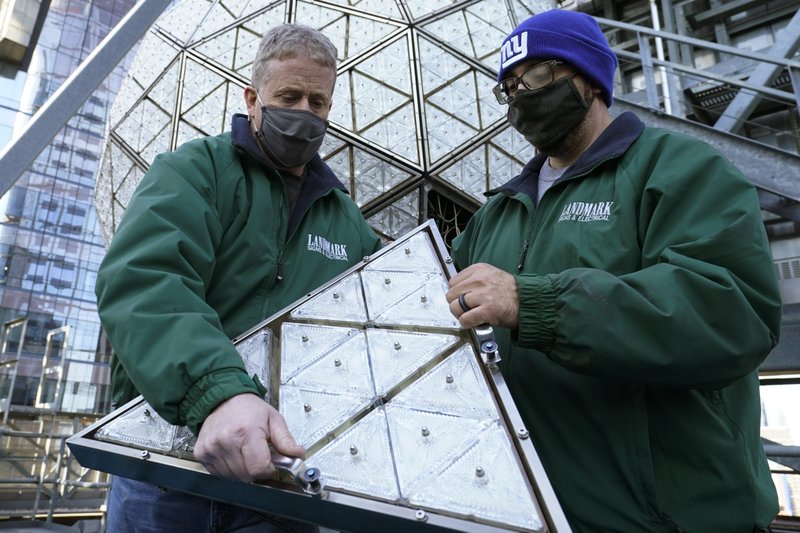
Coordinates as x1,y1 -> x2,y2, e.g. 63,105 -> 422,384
97,131 -> 381,434
451,114 -> 780,532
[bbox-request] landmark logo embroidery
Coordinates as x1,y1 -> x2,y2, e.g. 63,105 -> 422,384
307,234 -> 349,261
558,201 -> 614,222
501,31 -> 528,70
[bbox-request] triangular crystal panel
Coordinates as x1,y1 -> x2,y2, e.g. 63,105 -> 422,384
115,98 -> 171,157
290,272 -> 367,322
280,323 -> 360,383
279,386 -> 372,449
392,343 -> 496,420
306,408 -> 400,501
365,329 -> 458,395
70,222 -> 567,532
363,230 -> 441,273
352,71 -> 410,130
285,332 -> 375,397
384,404 -> 490,493
235,328 -> 272,397
331,0 -> 404,20
361,270 -> 439,320
370,272 -> 460,329
95,401 -> 193,454
407,423 -> 543,531
366,189 -> 420,240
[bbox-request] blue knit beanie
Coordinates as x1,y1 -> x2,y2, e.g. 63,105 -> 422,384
497,10 -> 618,106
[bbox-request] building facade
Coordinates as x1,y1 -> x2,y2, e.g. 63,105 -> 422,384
0,0 -> 135,416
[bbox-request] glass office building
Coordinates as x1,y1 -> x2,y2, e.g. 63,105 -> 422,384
0,0 -> 135,414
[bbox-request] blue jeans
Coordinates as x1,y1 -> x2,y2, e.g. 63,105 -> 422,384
106,476 -> 319,533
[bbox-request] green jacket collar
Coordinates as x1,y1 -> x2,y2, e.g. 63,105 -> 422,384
490,111 -> 645,201
230,113 -> 349,238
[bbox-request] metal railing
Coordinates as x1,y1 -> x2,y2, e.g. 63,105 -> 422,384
0,418 -> 109,522
597,14 -> 800,151
0,316 -> 112,523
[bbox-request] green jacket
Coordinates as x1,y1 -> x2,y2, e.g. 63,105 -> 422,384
451,112 -> 781,532
96,115 -> 381,434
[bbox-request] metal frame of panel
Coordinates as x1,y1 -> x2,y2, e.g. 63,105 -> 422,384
67,221 -> 570,532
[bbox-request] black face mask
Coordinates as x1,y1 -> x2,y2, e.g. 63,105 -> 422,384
506,75 -> 591,152
254,105 -> 328,168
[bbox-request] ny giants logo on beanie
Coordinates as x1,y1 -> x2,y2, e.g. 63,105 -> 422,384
500,31 -> 528,70
496,10 -> 619,107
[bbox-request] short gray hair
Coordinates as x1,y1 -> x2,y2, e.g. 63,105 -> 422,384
251,24 -> 338,91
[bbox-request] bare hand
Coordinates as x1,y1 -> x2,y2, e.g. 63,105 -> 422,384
446,263 -> 519,330
194,393 -> 304,482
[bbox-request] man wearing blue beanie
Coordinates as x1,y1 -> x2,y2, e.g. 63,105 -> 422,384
447,9 -> 780,533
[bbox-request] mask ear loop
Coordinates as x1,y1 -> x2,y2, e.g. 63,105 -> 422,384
250,88 -> 268,136
254,88 -> 267,109
249,87 -> 265,123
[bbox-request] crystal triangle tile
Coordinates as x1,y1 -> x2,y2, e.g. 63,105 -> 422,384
352,71 -> 410,130
182,80 -> 230,135
306,408 -> 400,502
363,230 -> 442,273
352,149 -> 413,206
407,423 -> 543,531
384,404 -> 490,494
404,0 -> 458,19
194,28 -> 237,70
280,323 -> 360,383
354,37 -> 412,95
329,74 -> 354,132
366,189 -> 420,239
115,98 -> 171,156
392,343 -> 497,420
185,0 -> 242,45
365,329 -> 458,396
95,401 -> 194,454
235,328 -> 272,397
361,270 -> 436,321
146,59 -> 180,115
290,272 -> 367,323
425,103 -> 479,163
285,332 -> 374,398
341,0 -> 404,20
371,272 -> 460,329
359,101 -> 419,165
155,2 -> 210,45
279,386 -> 372,449
426,72 -> 481,129
346,14 -> 402,59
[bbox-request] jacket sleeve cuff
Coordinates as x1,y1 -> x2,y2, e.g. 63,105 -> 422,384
179,368 -> 267,434
514,274 -> 557,352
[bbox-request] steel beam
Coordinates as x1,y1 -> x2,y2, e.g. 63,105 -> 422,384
614,98 -> 800,219
762,438 -> 800,473
714,8 -> 800,134
0,0 -> 171,199
687,0 -> 765,27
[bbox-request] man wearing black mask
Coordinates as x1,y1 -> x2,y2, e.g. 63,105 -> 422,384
446,9 -> 781,532
97,24 -> 381,532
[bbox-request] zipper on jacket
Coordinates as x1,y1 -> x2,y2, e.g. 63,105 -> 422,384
276,184 -> 286,284
517,239 -> 529,271
276,252 -> 284,282
261,190 -> 287,318
514,153 -> 619,272
517,190 -> 552,272
276,187 -> 286,285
